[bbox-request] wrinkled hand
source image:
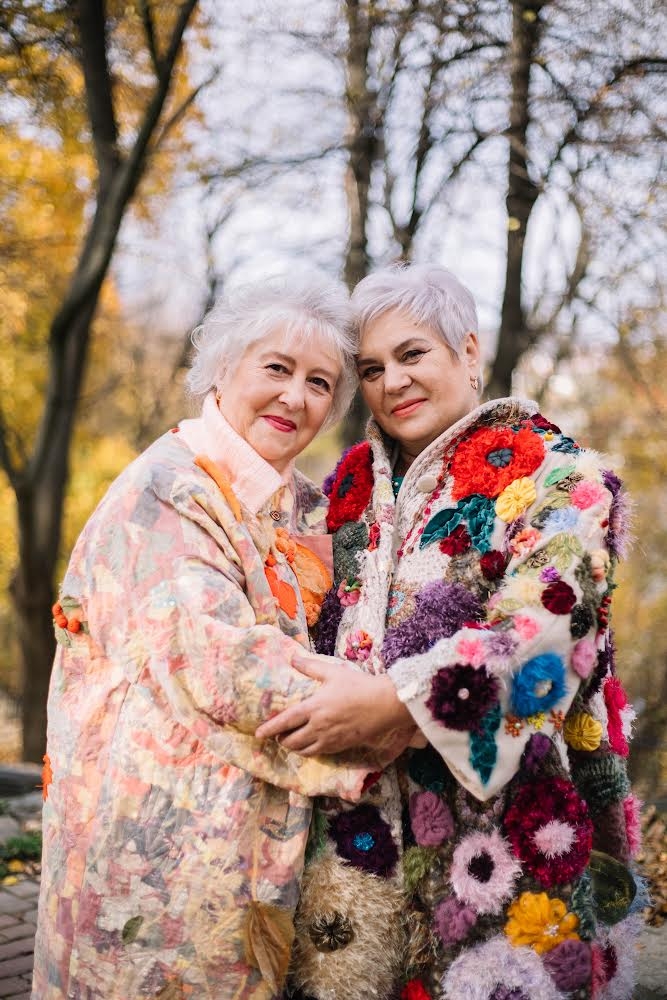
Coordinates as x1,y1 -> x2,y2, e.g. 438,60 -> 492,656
255,652 -> 416,756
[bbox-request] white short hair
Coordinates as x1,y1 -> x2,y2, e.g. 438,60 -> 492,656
351,263 -> 478,357
187,271 -> 357,428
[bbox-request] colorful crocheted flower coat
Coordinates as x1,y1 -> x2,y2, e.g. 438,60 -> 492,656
287,398 -> 640,1000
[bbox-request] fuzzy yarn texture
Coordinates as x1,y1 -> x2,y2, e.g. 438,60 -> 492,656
440,935 -> 562,1000
602,468 -> 632,559
541,579 -> 577,614
289,850 -> 405,1000
571,754 -> 631,814
589,915 -> 641,1000
449,426 -> 545,501
407,744 -> 451,794
542,938 -> 592,991
328,803 -> 398,876
603,676 -> 630,757
449,829 -> 522,915
383,581 -> 483,666
427,663 -> 499,732
401,980 -> 432,1000
503,777 -> 593,888
433,896 -> 477,946
325,442 -> 373,532
510,653 -> 567,717
409,790 -> 455,847
314,589 -> 345,656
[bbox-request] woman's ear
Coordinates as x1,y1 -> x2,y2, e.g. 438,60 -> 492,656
463,331 -> 481,368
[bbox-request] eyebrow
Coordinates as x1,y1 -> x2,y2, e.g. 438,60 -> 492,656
356,337 -> 430,367
259,350 -> 338,381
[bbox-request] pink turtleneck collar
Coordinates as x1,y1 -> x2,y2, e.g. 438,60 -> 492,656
177,392 -> 294,515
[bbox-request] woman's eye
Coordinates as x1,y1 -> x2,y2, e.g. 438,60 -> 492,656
359,366 -> 383,381
309,377 -> 331,393
266,362 -> 289,374
402,349 -> 424,363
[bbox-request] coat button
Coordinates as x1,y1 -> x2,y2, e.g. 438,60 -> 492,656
416,474 -> 438,493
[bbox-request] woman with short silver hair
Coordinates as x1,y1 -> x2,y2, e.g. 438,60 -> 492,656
261,263 -> 638,1000
32,271 -> 393,1000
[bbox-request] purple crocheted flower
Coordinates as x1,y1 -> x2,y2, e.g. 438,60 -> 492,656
602,468 -> 630,558
488,988 -> 529,1000
543,938 -> 592,991
521,732 -> 553,775
313,589 -> 344,656
427,664 -> 499,732
382,582 -> 483,666
409,791 -> 455,847
329,803 -> 398,876
433,896 -> 477,946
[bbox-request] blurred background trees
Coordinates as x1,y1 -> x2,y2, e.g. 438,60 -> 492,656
0,0 -> 665,793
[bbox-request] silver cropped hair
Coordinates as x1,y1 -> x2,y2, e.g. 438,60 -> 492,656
351,263 -> 479,357
186,270 -> 357,428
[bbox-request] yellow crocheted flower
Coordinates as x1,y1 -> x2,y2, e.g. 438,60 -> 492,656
563,712 -> 603,751
505,891 -> 579,954
495,477 -> 537,522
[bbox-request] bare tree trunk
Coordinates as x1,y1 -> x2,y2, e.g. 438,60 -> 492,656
3,0 -> 199,759
487,0 -> 544,399
342,0 -> 381,444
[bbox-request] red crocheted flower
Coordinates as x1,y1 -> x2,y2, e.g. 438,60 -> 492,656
401,981 -> 432,1000
450,426 -> 545,501
530,412 -> 562,434
604,676 -> 630,757
541,580 -> 577,615
325,442 -> 374,532
480,550 -> 507,580
503,777 -> 593,888
439,524 -> 471,556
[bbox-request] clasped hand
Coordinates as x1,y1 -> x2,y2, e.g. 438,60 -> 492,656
255,651 -> 416,756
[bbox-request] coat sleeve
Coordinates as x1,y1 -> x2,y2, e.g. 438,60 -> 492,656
387,445 -> 628,801
81,473 -> 378,802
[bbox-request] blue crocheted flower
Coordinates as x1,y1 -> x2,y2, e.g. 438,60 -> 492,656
511,653 -> 567,717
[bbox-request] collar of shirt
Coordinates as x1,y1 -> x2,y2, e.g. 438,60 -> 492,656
177,392 -> 295,516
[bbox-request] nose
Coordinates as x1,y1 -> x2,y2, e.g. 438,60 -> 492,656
278,377 -> 306,410
383,361 -> 412,394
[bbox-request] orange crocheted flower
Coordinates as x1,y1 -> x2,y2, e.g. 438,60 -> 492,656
505,891 -> 579,954
450,427 -> 545,501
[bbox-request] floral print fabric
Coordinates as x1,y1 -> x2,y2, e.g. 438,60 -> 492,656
32,430 -> 375,1000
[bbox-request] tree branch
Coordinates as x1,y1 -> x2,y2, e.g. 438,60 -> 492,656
75,0 -> 119,191
139,0 -> 162,79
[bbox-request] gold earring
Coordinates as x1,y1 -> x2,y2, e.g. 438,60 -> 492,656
470,374 -> 480,391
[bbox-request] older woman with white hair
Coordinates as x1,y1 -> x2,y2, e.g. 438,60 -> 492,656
260,264 -> 639,1000
32,272 -> 405,1000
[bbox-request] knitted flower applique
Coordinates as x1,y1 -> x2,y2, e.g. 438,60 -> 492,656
504,891 -> 580,955
450,426 -> 545,501
329,803 -> 398,876
510,653 -> 566,718
449,829 -> 522,915
426,663 -> 499,732
325,441 -> 374,532
503,777 -> 593,888
441,934 -> 563,1000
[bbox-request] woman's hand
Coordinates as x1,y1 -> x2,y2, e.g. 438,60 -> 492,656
254,652 -> 416,755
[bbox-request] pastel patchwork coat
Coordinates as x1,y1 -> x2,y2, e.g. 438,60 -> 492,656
288,399 -> 641,1000
32,424 -> 376,1000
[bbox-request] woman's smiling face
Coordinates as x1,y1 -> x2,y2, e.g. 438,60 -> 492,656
217,327 -> 341,472
357,308 -> 480,461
